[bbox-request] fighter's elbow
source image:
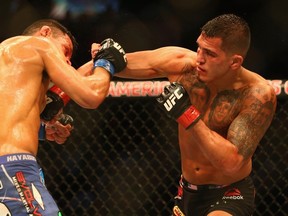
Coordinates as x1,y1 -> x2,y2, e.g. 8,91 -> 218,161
76,93 -> 106,109
220,155 -> 246,176
82,101 -> 101,109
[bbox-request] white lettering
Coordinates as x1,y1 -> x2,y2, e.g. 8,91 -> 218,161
6,155 -> 36,162
169,94 -> 177,105
7,156 -> 17,162
113,42 -> 126,55
222,195 -> 244,200
284,80 -> 288,95
268,80 -> 282,95
108,81 -> 170,97
174,88 -> 183,99
163,90 -> 183,111
164,100 -> 173,111
107,80 -> 288,98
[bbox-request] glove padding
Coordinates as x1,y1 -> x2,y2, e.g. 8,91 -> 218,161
93,38 -> 127,76
156,82 -> 201,129
40,85 -> 70,121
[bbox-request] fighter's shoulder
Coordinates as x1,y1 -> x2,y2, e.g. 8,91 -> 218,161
245,71 -> 276,102
2,35 -> 47,44
155,46 -> 197,70
1,36 -> 53,52
155,46 -> 196,57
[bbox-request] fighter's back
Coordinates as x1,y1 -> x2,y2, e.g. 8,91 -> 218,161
0,36 -> 49,156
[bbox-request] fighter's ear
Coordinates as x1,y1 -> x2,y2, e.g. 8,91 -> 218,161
230,54 -> 243,70
39,26 -> 52,37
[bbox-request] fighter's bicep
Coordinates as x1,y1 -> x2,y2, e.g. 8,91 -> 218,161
227,113 -> 258,160
227,99 -> 275,160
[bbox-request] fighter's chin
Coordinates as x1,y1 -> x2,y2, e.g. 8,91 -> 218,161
196,68 -> 206,82
198,75 -> 211,83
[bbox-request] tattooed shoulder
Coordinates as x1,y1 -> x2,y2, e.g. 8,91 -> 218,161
175,64 -> 198,87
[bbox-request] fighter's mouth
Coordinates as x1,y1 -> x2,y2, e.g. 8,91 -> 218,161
196,66 -> 207,76
196,66 -> 205,72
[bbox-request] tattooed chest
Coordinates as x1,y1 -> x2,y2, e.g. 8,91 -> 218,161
187,85 -> 243,136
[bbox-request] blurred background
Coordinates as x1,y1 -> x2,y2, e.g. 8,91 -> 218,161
1,1 -> 287,215
1,0 -> 288,79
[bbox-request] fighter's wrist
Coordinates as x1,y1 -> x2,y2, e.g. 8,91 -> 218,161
176,105 -> 201,129
93,59 -> 115,76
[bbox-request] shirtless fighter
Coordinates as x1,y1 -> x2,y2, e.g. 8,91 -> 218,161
115,14 -> 277,215
0,19 -> 126,215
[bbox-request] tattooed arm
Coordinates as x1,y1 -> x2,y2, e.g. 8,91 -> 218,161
228,84 -> 277,160
188,83 -> 277,175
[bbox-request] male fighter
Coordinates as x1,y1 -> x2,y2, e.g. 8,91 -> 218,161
0,19 -> 126,215
115,14 -> 277,215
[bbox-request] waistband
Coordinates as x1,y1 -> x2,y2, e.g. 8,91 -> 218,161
0,153 -> 37,164
180,175 -> 228,191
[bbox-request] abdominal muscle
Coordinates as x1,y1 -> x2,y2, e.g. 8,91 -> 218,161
178,127 -> 252,185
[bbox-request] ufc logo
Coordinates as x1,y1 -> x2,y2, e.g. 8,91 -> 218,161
164,89 -> 183,111
113,42 -> 126,55
113,42 -> 127,62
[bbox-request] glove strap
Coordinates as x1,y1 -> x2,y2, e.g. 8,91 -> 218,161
177,105 -> 201,129
93,59 -> 115,76
49,85 -> 70,105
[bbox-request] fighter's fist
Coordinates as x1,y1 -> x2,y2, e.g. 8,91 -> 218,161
45,114 -> 74,144
40,85 -> 70,121
156,82 -> 201,129
93,38 -> 127,76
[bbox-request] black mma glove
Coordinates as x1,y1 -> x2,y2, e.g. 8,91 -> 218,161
93,38 -> 127,76
58,113 -> 74,126
38,114 -> 73,142
40,85 -> 70,121
156,82 -> 201,129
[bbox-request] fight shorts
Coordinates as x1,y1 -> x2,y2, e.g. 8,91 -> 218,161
173,175 -> 255,216
0,153 -> 62,216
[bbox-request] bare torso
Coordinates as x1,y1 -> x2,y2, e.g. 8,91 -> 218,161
0,36 -> 49,156
171,69 -> 273,185
115,46 -> 276,186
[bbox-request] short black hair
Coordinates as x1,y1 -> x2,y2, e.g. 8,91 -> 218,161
22,19 -> 78,56
201,14 -> 251,57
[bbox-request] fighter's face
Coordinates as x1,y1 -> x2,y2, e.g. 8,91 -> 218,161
195,33 -> 232,83
52,33 -> 73,65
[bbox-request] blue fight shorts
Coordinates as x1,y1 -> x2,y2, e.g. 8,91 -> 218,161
0,153 -> 62,216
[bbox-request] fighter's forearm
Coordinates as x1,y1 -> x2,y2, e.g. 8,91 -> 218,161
77,61 -> 94,76
189,121 -> 244,175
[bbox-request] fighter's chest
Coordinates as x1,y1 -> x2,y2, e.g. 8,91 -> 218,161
189,87 -> 244,136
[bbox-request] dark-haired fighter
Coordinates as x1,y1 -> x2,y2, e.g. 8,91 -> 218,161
115,14 -> 276,215
0,19 -> 126,215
